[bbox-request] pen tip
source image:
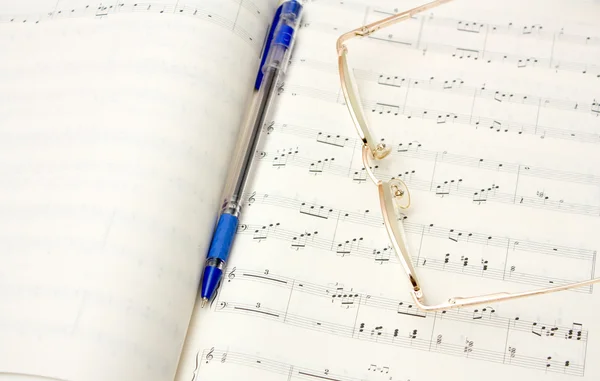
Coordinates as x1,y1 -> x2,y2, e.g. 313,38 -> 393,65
200,298 -> 208,308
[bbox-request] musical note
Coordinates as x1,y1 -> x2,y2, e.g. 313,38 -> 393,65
521,24 -> 543,34
464,338 -> 474,356
472,306 -> 495,320
397,141 -> 422,153
377,75 -> 406,87
372,103 -> 400,115
566,323 -> 584,340
434,179 -> 462,197
131,2 -> 600,381
335,237 -> 363,257
353,167 -> 370,183
95,4 -> 109,18
272,148 -> 299,168
457,21 -> 484,33
330,286 -> 360,308
397,302 -> 426,318
238,192 -> 597,292
436,113 -> 458,124
309,157 -> 335,174
531,322 -> 559,337
277,82 -> 600,144
472,184 -> 500,204
300,202 -> 333,219
198,347 -> 410,381
436,334 -> 443,346
373,247 -> 393,264
367,363 -> 391,374
461,255 -> 469,268
481,259 -> 489,273
316,132 -> 349,147
290,230 -> 318,250
452,47 -> 480,60
215,268 -> 590,376
518,57 -> 540,68
252,223 -> 280,242
435,180 -> 451,196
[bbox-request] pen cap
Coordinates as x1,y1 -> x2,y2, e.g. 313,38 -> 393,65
262,0 -> 303,76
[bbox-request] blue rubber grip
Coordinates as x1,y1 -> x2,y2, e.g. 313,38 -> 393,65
206,213 -> 239,262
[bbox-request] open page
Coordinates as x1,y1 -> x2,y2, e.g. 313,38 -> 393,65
175,0 -> 600,380
0,0 -> 276,380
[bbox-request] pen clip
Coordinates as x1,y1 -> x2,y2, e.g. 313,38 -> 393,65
254,4 -> 284,90
254,0 -> 303,90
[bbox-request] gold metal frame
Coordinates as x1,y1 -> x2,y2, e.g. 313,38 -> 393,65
336,0 -> 600,311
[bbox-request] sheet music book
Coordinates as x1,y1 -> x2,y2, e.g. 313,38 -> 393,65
1,0 -> 599,380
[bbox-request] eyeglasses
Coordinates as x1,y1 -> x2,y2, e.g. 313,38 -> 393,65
336,0 -> 600,311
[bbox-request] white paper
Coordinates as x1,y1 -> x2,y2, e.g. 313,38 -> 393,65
0,0 -> 276,380
176,0 -> 600,380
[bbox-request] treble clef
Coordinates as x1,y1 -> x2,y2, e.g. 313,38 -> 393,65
205,347 -> 214,363
227,267 -> 236,281
266,121 -> 275,134
248,191 -> 256,205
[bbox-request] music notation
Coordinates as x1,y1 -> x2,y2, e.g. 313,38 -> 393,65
353,72 -> 600,118
0,1 -> 266,51
277,83 -> 600,145
214,268 -> 589,377
402,11 -> 596,46
245,192 -> 596,260
269,120 -> 600,188
184,2 -> 599,381
193,347 -> 410,381
3,0 -> 598,380
236,221 -> 595,292
318,0 -> 599,49
261,119 -> 600,217
236,189 -> 597,291
300,4 -> 600,78
256,146 -> 600,217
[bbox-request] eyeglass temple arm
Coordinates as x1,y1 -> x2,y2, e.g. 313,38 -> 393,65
378,172 -> 423,296
337,0 -> 600,313
336,0 -> 455,54
409,277 -> 600,312
378,170 -> 600,311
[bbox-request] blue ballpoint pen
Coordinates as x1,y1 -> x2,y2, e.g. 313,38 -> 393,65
199,0 -> 303,307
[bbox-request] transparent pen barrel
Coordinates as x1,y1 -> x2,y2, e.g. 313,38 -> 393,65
219,66 -> 282,216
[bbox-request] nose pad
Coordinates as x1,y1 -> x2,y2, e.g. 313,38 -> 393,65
372,142 -> 391,160
388,178 -> 410,210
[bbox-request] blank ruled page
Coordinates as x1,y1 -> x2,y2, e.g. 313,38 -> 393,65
0,0 -> 275,380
